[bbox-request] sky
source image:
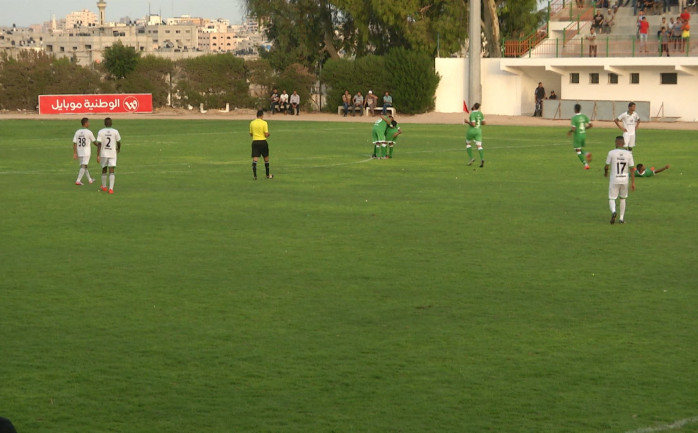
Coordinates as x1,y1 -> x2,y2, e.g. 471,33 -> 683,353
0,0 -> 247,27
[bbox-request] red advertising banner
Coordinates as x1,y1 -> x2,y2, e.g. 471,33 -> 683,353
39,94 -> 153,115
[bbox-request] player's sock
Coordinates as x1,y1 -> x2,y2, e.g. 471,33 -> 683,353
252,161 -> 257,178
477,146 -> 484,161
576,150 -> 586,164
84,169 -> 92,182
609,199 -> 616,214
264,162 -> 270,177
389,145 -> 394,157
109,173 -> 115,190
77,167 -> 85,182
381,144 -> 387,158
375,144 -> 380,157
102,174 -> 107,188
466,145 -> 473,160
619,198 -> 626,220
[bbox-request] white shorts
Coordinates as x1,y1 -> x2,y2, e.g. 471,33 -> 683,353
100,157 -> 117,168
623,132 -> 636,148
78,155 -> 90,165
609,183 -> 629,200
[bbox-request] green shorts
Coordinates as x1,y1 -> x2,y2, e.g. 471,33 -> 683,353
466,128 -> 482,142
372,127 -> 386,143
573,135 -> 586,148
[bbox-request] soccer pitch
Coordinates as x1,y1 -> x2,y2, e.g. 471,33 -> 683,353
1,118 -> 696,433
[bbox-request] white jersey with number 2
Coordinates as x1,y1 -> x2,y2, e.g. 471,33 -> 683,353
606,148 -> 635,185
97,127 -> 121,158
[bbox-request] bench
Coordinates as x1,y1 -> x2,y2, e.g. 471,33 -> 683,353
337,106 -> 395,116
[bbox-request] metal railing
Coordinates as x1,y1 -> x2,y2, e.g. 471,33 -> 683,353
526,36 -> 693,57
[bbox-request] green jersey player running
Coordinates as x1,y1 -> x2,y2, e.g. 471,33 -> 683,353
465,103 -> 486,167
568,103 -> 593,170
371,114 -> 393,159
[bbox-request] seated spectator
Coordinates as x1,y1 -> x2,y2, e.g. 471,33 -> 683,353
289,90 -> 300,115
603,9 -> 616,33
592,10 -> 605,32
365,90 -> 379,115
279,90 -> 289,114
382,91 -> 393,115
342,90 -> 352,116
352,91 -> 364,116
270,88 -> 280,114
549,90 -> 558,100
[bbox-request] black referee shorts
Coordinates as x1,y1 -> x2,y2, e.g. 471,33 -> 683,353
251,140 -> 269,158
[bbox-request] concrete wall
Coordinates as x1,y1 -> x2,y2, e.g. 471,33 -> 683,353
435,56 -> 698,121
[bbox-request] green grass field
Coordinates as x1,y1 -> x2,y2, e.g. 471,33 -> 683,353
1,118 -> 696,433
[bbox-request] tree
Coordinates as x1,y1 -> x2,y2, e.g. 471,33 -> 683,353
482,0 -> 545,57
102,41 -> 140,79
119,56 -> 174,107
247,0 -> 468,71
175,54 -> 251,109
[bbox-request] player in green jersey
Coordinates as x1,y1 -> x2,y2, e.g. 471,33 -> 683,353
385,120 -> 402,158
634,164 -> 670,177
371,114 -> 393,159
567,103 -> 593,170
465,103 -> 486,167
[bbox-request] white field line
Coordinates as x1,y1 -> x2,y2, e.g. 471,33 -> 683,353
624,415 -> 698,433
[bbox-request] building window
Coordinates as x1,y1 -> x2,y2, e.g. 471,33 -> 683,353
60,46 -> 65,52
630,73 -> 640,84
589,73 -> 599,84
570,73 -> 580,84
660,73 -> 678,84
608,73 -> 618,84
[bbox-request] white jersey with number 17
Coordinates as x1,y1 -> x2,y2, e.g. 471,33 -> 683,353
73,128 -> 96,157
97,127 -> 121,158
606,148 -> 635,185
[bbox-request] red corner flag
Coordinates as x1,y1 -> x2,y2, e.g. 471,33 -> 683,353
463,100 -> 470,113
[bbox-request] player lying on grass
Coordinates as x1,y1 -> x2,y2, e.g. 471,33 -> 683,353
634,164 -> 670,177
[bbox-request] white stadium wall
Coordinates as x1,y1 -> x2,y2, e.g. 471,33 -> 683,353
435,56 -> 698,121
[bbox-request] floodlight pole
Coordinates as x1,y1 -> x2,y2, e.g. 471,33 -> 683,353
468,0 -> 482,107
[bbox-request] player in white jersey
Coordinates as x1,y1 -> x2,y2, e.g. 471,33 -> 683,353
614,102 -> 641,151
96,117 -> 122,194
72,117 -> 96,185
605,136 -> 636,224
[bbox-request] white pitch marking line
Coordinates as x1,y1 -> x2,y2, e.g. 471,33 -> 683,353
624,415 -> 698,433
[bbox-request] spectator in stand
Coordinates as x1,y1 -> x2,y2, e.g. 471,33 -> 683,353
342,90 -> 352,116
680,6 -> 690,23
365,90 -> 379,116
382,91 -> 393,115
279,89 -> 289,114
289,90 -> 300,115
588,26 -> 598,56
604,9 -> 616,33
636,10 -> 645,39
639,16 -> 650,53
576,0 -> 584,8
681,18 -> 691,52
270,88 -> 280,114
352,91 -> 364,116
593,10 -> 605,32
659,26 -> 671,55
549,90 -> 558,100
672,17 -> 683,50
